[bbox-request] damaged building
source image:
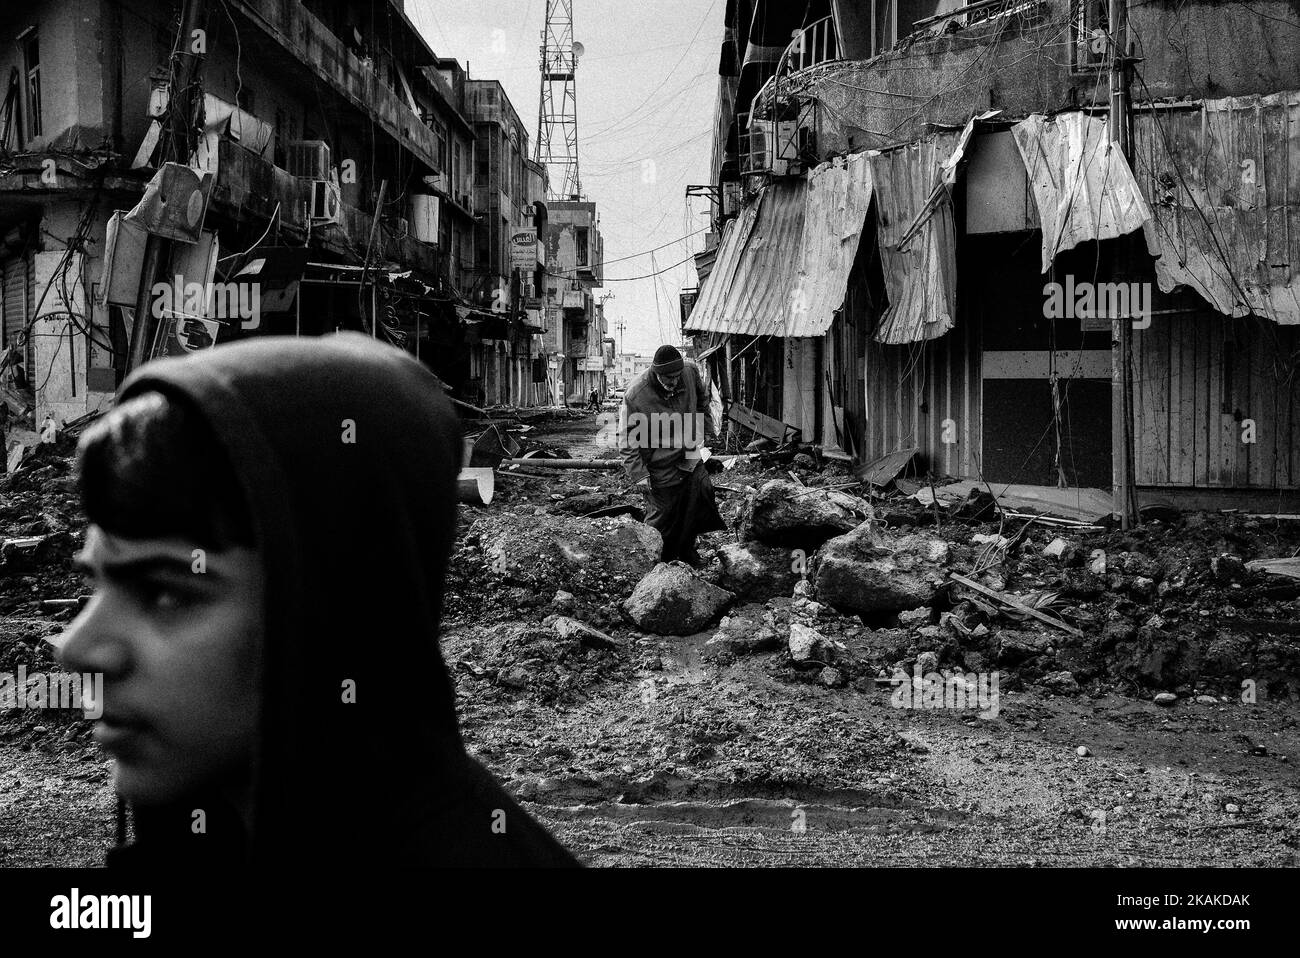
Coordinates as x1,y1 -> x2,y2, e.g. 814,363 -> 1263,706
0,0 -> 588,444
687,0 -> 1300,516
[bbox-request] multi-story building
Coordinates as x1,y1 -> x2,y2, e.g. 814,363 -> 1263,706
463,77 -> 548,407
0,0 -> 519,427
615,352 -> 651,388
688,0 -> 1300,512
543,200 -> 603,404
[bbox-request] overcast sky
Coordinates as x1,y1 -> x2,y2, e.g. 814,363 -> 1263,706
407,0 -> 723,357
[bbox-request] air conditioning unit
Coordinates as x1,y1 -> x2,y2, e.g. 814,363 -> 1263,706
288,140 -> 331,180
309,179 -> 342,224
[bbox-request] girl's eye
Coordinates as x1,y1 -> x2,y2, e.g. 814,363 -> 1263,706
136,582 -> 186,611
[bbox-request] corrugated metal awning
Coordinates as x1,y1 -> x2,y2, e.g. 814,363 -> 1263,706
684,183 -> 807,336
1012,111 -> 1152,274
1133,91 -> 1300,325
869,131 -> 961,344
686,155 -> 876,339
792,151 -> 875,338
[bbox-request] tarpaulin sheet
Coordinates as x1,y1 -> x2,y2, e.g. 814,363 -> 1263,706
1132,91 -> 1300,325
1012,111 -> 1151,274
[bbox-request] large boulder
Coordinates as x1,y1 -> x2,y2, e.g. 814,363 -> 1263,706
744,480 -> 870,548
813,522 -> 950,615
623,562 -> 735,636
715,541 -> 802,601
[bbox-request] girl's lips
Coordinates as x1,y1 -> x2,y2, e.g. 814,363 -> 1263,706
93,717 -> 150,751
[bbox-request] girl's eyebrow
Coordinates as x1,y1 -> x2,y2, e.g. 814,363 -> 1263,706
87,556 -> 201,580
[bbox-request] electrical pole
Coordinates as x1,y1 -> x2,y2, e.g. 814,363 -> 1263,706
1109,0 -> 1138,529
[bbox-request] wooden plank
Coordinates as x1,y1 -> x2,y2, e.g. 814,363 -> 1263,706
949,572 -> 1084,637
725,401 -> 793,444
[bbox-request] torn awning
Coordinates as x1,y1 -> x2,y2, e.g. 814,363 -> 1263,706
1012,111 -> 1152,274
683,182 -> 805,336
1132,91 -> 1300,326
869,131 -> 961,344
686,154 -> 876,339
790,151 -> 875,337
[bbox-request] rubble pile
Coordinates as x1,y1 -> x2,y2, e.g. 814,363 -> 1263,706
0,442 -> 94,753
450,618 -> 634,705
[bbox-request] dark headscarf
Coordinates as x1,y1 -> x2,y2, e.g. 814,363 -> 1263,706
106,332 -> 576,867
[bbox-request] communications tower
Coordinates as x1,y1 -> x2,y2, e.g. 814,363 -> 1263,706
536,0 -> 582,201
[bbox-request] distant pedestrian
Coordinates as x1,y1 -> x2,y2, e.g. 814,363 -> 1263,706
618,344 -> 724,566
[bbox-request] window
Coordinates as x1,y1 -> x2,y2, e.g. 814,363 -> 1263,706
22,30 -> 41,142
576,228 -> 589,268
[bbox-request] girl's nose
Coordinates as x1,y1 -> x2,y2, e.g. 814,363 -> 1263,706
55,595 -> 132,677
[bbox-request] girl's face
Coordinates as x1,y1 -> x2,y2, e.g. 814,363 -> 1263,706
56,525 -> 263,804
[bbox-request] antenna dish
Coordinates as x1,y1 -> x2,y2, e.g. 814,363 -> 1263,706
572,40 -> 585,60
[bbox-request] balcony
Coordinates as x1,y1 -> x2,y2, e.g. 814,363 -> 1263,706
227,0 -> 446,173
211,139 -> 440,277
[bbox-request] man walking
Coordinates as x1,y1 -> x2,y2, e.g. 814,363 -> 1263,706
618,344 -> 725,565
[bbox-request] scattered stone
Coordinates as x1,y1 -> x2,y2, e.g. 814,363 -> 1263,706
622,562 -> 734,636
1043,537 -> 1069,559
715,541 -> 801,601
915,651 -> 939,674
745,480 -> 867,548
497,667 -> 530,689
1225,803 -> 1241,814
898,607 -> 930,627
1210,553 -> 1246,584
788,623 -> 831,667
1076,745 -> 1091,757
1041,670 -> 1081,695
1195,695 -> 1218,705
1153,692 -> 1178,706
818,666 -> 844,687
1088,550 -> 1107,575
1131,576 -> 1156,601
997,630 -> 1053,665
704,605 -> 781,657
552,616 -> 623,650
551,590 -> 577,612
813,523 -> 950,614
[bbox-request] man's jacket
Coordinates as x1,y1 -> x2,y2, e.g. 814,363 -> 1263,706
618,360 -> 714,489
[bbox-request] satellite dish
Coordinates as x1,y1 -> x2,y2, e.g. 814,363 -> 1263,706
572,40 -> 585,60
